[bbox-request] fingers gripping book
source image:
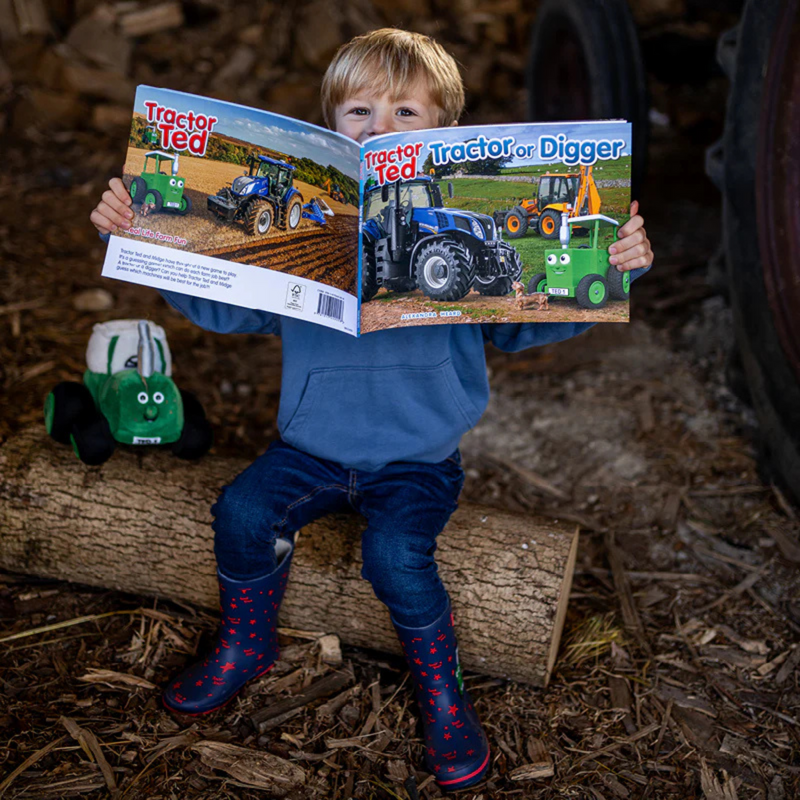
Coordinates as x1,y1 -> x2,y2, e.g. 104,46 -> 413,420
102,86 -> 633,337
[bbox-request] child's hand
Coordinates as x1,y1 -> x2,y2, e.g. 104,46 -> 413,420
608,200 -> 653,272
90,178 -> 134,235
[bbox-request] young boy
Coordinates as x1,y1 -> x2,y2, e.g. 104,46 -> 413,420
91,29 -> 653,790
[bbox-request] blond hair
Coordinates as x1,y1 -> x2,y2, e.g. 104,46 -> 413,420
321,29 -> 465,129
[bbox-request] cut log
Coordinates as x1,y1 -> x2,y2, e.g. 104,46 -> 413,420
0,427 -> 578,686
117,3 -> 185,38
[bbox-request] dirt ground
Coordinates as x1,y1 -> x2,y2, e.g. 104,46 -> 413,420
2,7 -> 800,800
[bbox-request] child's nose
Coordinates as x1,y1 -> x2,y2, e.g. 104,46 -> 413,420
368,111 -> 393,136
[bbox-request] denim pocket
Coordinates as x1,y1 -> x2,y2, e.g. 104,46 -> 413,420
280,360 -> 481,469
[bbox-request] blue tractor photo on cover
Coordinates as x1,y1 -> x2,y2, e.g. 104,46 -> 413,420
207,154 -> 304,236
361,177 -> 522,302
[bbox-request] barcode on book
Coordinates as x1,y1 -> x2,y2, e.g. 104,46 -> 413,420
316,292 -> 344,321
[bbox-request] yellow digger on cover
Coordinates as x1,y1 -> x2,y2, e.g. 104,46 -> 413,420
494,164 -> 601,240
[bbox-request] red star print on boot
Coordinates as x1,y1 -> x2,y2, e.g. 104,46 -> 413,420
162,539 -> 293,715
393,600 -> 490,791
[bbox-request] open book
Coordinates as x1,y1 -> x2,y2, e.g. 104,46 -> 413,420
102,86 -> 633,337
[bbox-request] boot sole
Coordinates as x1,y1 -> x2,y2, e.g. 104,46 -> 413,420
436,748 -> 490,791
161,662 -> 274,717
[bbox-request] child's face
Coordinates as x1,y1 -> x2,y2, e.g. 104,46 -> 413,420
334,80 -> 445,143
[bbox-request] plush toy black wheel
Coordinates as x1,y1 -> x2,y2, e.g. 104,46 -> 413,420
172,416 -> 213,459
70,413 -> 116,466
44,382 -> 95,444
179,389 -> 207,421
171,390 -> 212,459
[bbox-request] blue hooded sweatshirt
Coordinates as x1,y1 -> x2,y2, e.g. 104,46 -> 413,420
158,267 -> 647,471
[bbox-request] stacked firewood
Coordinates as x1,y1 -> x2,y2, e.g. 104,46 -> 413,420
0,0 -> 702,141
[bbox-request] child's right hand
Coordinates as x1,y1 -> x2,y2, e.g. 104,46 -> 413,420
90,178 -> 134,235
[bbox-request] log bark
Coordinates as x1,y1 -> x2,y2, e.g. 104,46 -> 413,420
0,427 -> 577,686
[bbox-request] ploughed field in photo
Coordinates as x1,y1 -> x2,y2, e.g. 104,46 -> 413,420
118,148 -> 359,295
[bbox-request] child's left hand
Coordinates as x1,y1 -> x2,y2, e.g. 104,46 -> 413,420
608,200 -> 653,271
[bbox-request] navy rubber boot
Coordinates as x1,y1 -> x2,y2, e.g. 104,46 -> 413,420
393,601 -> 490,790
162,538 -> 293,715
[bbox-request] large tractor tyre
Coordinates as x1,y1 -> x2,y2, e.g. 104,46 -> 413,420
44,382 -> 96,444
504,207 -> 528,239
285,196 -> 303,231
70,412 -> 116,466
361,237 -> 380,303
143,189 -> 163,213
414,240 -> 475,302
527,272 -> 548,295
538,210 -> 561,240
575,274 -> 608,310
526,0 -> 648,198
705,0 -> 800,501
129,177 -> 147,204
245,199 -> 273,236
174,194 -> 192,216
606,265 -> 630,301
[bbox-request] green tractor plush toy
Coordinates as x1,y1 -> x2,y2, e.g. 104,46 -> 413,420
44,320 -> 212,465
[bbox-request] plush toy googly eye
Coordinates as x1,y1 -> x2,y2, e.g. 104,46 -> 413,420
547,254 -> 557,265
138,392 -> 148,404
153,392 -> 165,404
560,254 -> 571,265
169,178 -> 177,187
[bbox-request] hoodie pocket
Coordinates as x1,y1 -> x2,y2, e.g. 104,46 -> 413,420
280,359 -> 481,467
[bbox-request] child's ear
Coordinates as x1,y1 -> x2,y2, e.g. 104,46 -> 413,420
450,120 -> 459,127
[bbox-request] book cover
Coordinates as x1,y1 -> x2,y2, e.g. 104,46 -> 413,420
359,121 -> 632,333
101,87 -> 633,337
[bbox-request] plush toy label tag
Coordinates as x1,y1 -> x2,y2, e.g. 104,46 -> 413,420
454,646 -> 465,696
133,436 -> 162,445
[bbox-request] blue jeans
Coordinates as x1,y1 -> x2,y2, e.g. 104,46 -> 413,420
211,440 -> 465,627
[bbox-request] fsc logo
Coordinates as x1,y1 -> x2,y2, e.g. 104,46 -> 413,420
285,283 -> 306,311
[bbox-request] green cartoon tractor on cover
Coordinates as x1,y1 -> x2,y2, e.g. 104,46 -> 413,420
129,151 -> 191,216
527,213 -> 629,309
44,320 -> 212,465
141,125 -> 159,147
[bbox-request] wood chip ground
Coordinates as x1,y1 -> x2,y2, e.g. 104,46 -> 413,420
1,1 -> 799,798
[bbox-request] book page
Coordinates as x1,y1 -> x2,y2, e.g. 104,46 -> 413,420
359,121 -> 632,334
102,87 -> 361,336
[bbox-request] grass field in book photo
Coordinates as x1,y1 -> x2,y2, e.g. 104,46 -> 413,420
360,157 -> 632,333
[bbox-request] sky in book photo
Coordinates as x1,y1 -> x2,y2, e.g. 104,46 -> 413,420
134,87 -> 358,177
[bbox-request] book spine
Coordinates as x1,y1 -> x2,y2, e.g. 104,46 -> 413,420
356,146 -> 365,337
